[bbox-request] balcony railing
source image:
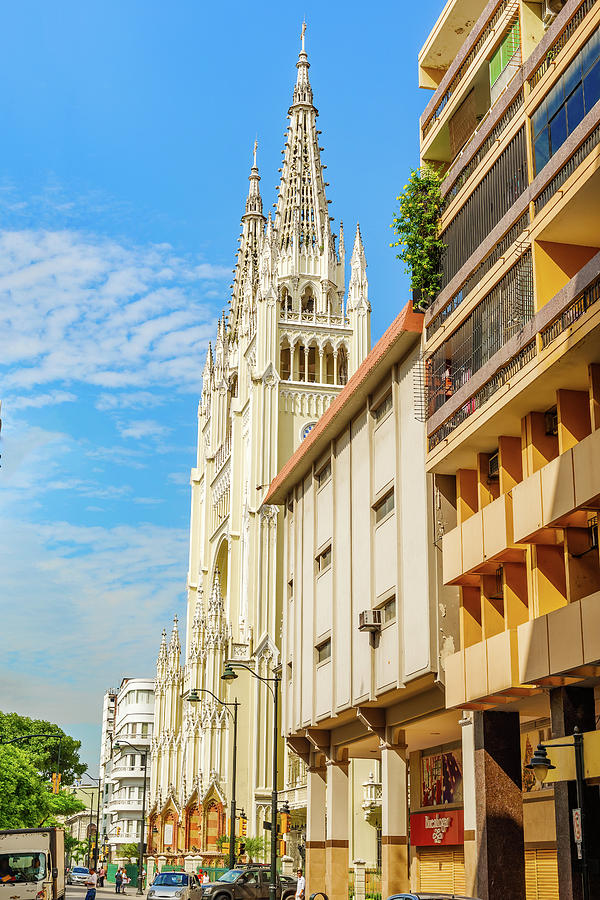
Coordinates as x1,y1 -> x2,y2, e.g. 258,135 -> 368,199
422,0 -> 517,140
361,773 -> 382,823
214,433 -> 231,474
534,123 -> 600,215
540,274 -> 600,349
280,308 -> 348,328
528,0 -> 597,90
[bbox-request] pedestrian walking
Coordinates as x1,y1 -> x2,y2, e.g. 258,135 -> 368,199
85,868 -> 98,900
202,872 -> 209,885
98,866 -> 105,888
294,869 -> 305,900
121,871 -> 130,895
115,868 -> 123,894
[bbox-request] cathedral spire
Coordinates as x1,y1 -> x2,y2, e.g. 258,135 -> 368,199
229,144 -> 266,340
275,26 -> 332,257
245,139 -> 263,217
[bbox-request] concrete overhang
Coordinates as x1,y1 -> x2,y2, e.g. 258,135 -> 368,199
265,302 -> 423,505
418,0 -> 488,89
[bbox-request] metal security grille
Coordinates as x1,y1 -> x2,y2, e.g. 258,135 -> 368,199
444,90 -> 525,204
440,126 -> 528,290
427,211 -> 530,340
427,250 -> 534,417
428,339 -> 537,451
541,273 -> 600,348
528,0 -> 596,89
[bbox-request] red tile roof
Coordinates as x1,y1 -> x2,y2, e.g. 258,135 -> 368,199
265,302 -> 423,504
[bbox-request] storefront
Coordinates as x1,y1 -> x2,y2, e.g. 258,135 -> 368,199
411,809 -> 465,893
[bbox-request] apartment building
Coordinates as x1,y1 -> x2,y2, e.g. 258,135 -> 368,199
266,303 -> 463,899
419,0 -> 600,897
100,678 -> 154,861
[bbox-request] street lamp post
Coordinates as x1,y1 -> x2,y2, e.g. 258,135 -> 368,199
76,788 -> 96,869
113,740 -> 148,897
186,689 -> 239,871
222,663 -> 280,900
526,726 -> 589,900
79,776 -> 102,869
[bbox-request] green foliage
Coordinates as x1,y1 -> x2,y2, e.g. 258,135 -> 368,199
0,711 -> 86,785
241,836 -> 266,861
0,745 -> 51,828
42,791 -> 86,825
119,843 -> 140,859
65,835 -> 88,864
390,166 -> 446,310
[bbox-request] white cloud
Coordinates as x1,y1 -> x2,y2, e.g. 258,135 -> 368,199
133,497 -> 165,505
0,228 -> 224,395
117,419 -> 170,440
95,391 -> 165,411
168,471 -> 191,486
7,390 -> 77,411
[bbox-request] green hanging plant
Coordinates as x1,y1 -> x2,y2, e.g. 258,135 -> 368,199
390,166 -> 446,311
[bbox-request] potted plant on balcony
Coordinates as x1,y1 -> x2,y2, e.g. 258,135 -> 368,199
390,165 -> 445,312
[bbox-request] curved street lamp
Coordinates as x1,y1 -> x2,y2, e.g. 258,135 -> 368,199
222,662 -> 281,900
186,688 -> 239,870
526,726 -> 589,900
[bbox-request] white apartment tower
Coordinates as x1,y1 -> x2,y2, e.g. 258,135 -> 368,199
149,32 -> 371,863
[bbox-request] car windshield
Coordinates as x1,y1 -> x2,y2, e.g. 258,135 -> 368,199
217,871 -> 244,883
0,853 -> 47,884
73,869 -> 89,875
153,874 -> 188,887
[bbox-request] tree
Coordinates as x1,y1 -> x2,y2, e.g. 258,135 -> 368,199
119,843 -> 140,859
0,744 -> 51,828
0,711 -> 86,785
390,166 -> 446,311
42,790 -> 86,825
241,836 -> 266,863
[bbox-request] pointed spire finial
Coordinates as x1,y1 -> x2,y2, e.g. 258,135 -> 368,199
253,138 -> 258,169
301,19 -> 306,52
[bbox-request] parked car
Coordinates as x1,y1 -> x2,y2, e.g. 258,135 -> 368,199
147,872 -> 202,900
387,894 -> 482,900
199,866 -> 296,900
66,866 -> 90,886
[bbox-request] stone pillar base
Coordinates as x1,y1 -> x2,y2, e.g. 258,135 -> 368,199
381,839 -> 409,897
325,842 -> 349,900
306,843 -> 326,897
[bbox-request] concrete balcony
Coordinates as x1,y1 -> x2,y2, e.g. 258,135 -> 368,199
518,590 -> 600,686
444,628 -> 533,709
442,492 -> 524,585
512,427 -> 600,543
361,773 -> 382,825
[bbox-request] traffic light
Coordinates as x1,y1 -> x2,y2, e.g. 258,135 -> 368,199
280,812 -> 290,835
116,827 -> 121,836
240,813 -> 247,837
279,840 -> 286,858
51,773 -> 62,794
238,842 -> 246,857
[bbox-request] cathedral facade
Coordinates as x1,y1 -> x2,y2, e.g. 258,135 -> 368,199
148,35 -> 371,866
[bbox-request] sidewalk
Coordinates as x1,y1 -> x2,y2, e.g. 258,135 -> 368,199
67,885 -> 144,899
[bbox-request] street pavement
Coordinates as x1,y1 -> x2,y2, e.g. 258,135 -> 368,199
67,885 -> 144,900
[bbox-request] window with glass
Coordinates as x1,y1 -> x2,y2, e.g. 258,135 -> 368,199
532,28 -> 600,174
373,392 -> 392,422
316,639 -> 331,663
317,461 -> 331,486
316,545 -> 332,573
374,490 -> 394,523
380,597 -> 396,624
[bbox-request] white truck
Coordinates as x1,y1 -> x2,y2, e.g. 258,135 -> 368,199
0,828 -> 65,900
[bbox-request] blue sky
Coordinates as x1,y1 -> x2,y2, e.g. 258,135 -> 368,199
0,0 -> 443,771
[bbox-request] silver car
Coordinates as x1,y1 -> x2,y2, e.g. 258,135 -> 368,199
67,866 -> 90,885
147,872 -> 202,900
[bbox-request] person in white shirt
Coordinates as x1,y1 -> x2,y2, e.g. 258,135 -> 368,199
202,873 -> 210,885
295,869 -> 305,900
85,869 -> 98,900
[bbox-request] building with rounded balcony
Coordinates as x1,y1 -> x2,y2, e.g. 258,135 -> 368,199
100,677 -> 154,861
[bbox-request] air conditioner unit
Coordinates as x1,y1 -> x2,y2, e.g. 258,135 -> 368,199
543,0 -> 566,26
545,407 -> 558,436
488,452 -> 500,480
358,609 -> 382,633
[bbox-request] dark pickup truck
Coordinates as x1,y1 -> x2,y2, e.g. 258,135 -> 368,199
200,866 -> 297,900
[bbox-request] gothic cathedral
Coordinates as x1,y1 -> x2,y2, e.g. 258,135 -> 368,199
149,34 -> 371,865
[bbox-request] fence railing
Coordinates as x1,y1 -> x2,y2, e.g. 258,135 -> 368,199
348,868 -> 381,900
528,0 -> 596,89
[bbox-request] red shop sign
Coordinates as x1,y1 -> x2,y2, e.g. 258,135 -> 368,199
410,808 -> 464,847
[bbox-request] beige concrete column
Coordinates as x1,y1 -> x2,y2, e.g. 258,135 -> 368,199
333,350 -> 339,386
461,713 -> 477,897
318,349 -> 324,384
325,761 -> 349,900
303,345 -> 309,383
306,767 -> 326,897
381,746 -> 409,896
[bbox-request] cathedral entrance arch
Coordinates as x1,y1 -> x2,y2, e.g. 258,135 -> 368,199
185,801 -> 202,853
203,799 -> 225,851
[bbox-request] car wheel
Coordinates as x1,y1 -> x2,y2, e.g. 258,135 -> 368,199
214,892 -> 230,900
